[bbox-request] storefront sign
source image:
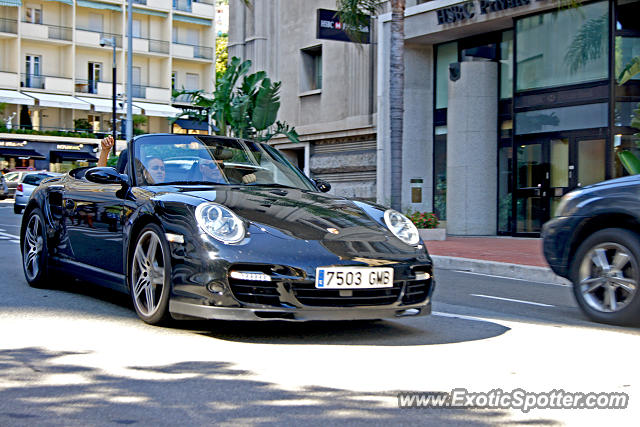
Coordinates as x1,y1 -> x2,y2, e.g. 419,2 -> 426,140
437,0 -> 532,25
56,144 -> 84,150
317,8 -> 370,44
0,141 -> 27,147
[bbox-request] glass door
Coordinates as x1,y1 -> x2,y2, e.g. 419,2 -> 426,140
512,133 -> 606,235
515,142 -> 548,234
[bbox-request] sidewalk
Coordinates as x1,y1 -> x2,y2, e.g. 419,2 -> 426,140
425,236 -> 570,285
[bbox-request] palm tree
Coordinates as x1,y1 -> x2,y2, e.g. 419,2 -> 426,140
337,0 -> 406,211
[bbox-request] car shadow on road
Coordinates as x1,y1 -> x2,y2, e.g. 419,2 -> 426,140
0,346 -> 560,426
182,314 -> 511,347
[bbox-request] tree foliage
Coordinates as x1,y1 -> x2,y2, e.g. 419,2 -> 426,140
173,57 -> 299,143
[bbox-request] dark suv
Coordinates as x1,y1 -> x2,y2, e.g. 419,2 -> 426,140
543,175 -> 640,326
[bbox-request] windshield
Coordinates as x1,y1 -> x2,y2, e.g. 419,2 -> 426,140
22,173 -> 55,186
132,135 -> 316,191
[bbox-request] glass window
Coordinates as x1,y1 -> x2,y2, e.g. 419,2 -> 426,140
498,144 -> 512,233
515,103 -> 608,135
516,1 -> 609,91
616,37 -> 640,83
614,134 -> 640,177
500,31 -> 513,99
435,42 -> 457,109
616,0 -> 640,31
577,139 -> 606,186
615,101 -> 640,127
433,126 -> 447,220
300,46 -> 322,92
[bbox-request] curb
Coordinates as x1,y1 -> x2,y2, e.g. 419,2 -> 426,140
431,255 -> 571,286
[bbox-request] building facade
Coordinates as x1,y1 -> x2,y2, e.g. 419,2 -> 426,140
228,0 -> 379,200
0,0 -> 216,171
376,0 -> 640,236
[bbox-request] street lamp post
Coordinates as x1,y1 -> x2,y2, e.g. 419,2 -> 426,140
100,36 -> 117,157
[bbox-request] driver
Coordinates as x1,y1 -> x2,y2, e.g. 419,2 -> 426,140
144,157 -> 165,184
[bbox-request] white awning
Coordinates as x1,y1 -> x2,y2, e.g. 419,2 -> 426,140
133,101 -> 183,118
23,92 -> 91,110
76,96 -> 142,114
0,90 -> 35,106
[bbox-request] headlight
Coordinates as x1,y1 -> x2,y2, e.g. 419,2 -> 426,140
554,189 -> 583,217
384,209 -> 420,245
195,202 -> 246,244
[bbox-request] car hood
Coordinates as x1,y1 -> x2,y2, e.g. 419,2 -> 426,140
163,185 -> 426,258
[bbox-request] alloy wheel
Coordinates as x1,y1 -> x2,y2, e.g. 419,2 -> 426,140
131,230 -> 166,318
23,213 -> 43,282
578,242 -> 638,313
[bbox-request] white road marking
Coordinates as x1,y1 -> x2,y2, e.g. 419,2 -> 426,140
432,311 -> 493,323
451,269 -> 570,287
471,293 -> 555,307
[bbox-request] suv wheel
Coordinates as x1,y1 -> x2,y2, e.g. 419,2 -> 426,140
571,228 -> 640,326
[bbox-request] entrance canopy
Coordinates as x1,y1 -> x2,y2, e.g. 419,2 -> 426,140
133,102 -> 182,118
50,150 -> 98,162
77,96 -> 142,114
0,148 -> 46,159
23,92 -> 91,110
0,90 -> 35,106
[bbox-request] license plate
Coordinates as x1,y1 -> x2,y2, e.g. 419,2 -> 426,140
315,267 -> 394,289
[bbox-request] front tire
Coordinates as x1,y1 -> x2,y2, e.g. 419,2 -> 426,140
129,224 -> 171,325
570,228 -> 640,326
22,208 -> 51,288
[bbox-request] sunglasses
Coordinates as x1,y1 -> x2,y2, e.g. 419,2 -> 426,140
150,165 -> 165,171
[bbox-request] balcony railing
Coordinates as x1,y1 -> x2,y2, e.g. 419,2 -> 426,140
134,36 -> 170,54
194,45 -> 213,60
173,42 -> 213,60
0,18 -> 18,34
22,21 -> 73,41
133,0 -> 147,4
20,73 -> 45,89
75,78 -> 114,94
76,27 -> 123,48
173,0 -> 192,12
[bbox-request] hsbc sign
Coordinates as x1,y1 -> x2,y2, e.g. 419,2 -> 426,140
317,8 -> 371,44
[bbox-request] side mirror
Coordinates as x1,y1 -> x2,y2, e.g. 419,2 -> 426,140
85,167 -> 129,186
314,179 -> 331,193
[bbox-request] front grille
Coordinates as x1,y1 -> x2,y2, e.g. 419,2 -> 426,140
228,279 -> 280,306
401,279 -> 431,305
291,281 -> 403,307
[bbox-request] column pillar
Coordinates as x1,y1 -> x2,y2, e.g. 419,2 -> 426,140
446,61 -> 498,235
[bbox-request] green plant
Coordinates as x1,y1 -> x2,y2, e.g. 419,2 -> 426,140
406,210 -> 439,229
74,118 -> 92,132
173,56 -> 299,143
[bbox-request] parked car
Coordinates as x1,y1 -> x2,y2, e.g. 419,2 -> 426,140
14,172 -> 62,214
542,175 -> 640,326
0,174 -> 8,199
20,134 -> 434,326
4,170 -> 47,198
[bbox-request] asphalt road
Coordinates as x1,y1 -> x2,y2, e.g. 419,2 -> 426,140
0,199 -> 638,426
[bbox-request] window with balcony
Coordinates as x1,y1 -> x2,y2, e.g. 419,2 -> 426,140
300,45 -> 322,93
88,62 -> 102,94
23,55 -> 43,89
25,7 -> 42,25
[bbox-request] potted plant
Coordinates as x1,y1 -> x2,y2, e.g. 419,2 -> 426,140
407,210 -> 446,241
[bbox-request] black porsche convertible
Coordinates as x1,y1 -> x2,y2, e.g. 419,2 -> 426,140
20,134 -> 434,324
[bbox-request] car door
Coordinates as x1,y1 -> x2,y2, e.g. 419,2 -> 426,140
62,175 -> 125,274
